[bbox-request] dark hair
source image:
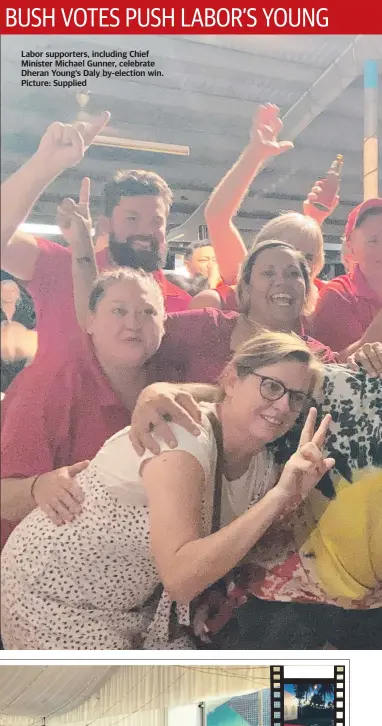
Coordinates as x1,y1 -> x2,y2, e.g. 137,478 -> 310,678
184,241 -> 214,259
88,268 -> 164,313
356,206 -> 382,228
101,169 -> 173,218
236,239 -> 311,313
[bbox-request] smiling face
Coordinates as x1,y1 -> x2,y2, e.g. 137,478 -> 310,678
106,195 -> 168,271
246,247 -> 307,330
224,357 -> 314,445
86,276 -> 165,368
256,213 -> 324,279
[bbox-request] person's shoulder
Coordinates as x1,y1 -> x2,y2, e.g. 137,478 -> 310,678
318,273 -> 353,298
320,364 -> 382,403
35,237 -> 71,257
26,238 -> 71,293
216,284 -> 239,311
166,306 -> 238,333
1,356 -> 70,423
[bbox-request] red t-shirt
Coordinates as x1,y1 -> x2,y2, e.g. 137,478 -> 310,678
312,265 -> 382,351
1,309 -> 337,547
154,308 -> 338,380
215,284 -> 238,311
25,239 -> 191,365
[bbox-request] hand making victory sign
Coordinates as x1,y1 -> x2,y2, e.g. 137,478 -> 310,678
276,408 -> 336,504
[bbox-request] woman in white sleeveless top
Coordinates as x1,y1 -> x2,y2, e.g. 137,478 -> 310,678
1,331 -> 331,650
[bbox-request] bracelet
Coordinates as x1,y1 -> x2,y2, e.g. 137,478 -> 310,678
30,474 -> 42,502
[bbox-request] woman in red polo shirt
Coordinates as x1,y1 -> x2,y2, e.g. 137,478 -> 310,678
190,211 -> 326,316
192,104 -> 335,315
312,199 -> 382,356
1,268 -> 169,531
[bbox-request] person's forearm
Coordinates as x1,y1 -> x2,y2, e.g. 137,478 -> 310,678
205,143 -> 266,284
176,383 -> 220,403
71,234 -> 98,328
1,152 -> 60,246
1,476 -> 37,521
338,311 -> 382,360
165,488 -> 286,604
205,143 -> 265,222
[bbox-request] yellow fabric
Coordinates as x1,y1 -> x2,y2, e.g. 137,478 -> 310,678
304,468 -> 382,600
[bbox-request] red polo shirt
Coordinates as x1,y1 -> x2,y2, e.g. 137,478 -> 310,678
312,265 -> 382,352
1,337 -> 132,480
154,308 -> 338,382
25,238 -> 191,365
1,309 -> 337,547
0,334 -> 164,547
215,284 -> 238,311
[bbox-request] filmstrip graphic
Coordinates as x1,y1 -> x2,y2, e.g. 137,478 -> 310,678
271,664 -> 346,726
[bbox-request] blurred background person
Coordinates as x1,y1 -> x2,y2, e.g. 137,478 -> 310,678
1,273 -> 37,393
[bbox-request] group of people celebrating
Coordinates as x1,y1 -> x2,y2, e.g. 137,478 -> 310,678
0,104 -> 381,650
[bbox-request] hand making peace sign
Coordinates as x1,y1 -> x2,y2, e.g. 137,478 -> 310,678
275,408 -> 336,504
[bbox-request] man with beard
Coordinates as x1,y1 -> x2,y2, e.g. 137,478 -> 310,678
1,113 -> 191,368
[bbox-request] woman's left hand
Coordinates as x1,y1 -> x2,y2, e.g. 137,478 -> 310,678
346,342 -> 382,378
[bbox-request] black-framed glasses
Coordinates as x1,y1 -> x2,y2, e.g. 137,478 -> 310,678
251,372 -> 309,412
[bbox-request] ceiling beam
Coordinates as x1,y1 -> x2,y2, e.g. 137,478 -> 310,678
216,35 -> 382,217
281,35 -> 382,141
25,201 -> 347,238
16,175 -> 354,223
1,151 -> 365,199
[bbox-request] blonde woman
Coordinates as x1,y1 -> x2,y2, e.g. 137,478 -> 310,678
1,332 -> 331,650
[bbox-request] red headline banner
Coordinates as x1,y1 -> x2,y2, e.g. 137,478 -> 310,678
0,0 -> 381,33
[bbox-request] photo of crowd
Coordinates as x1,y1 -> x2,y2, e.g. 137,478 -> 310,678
1,35 -> 381,651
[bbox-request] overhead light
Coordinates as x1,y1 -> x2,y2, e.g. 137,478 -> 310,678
94,135 -> 190,156
20,223 -> 95,235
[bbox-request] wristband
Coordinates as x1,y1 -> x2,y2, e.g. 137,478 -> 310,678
30,474 -> 42,502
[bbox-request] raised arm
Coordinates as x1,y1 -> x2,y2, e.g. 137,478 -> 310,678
57,177 -> 98,327
1,112 -> 110,282
143,410 -> 334,604
205,103 -> 294,285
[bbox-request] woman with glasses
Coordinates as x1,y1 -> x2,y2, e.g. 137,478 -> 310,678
1,331 -> 332,650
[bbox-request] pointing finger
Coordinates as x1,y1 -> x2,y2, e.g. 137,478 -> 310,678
79,177 -> 90,206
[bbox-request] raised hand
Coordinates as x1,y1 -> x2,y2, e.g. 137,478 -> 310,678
57,177 -> 92,247
303,178 -> 340,225
250,103 -> 294,159
36,111 -> 110,172
346,342 -> 382,378
275,408 -> 335,505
